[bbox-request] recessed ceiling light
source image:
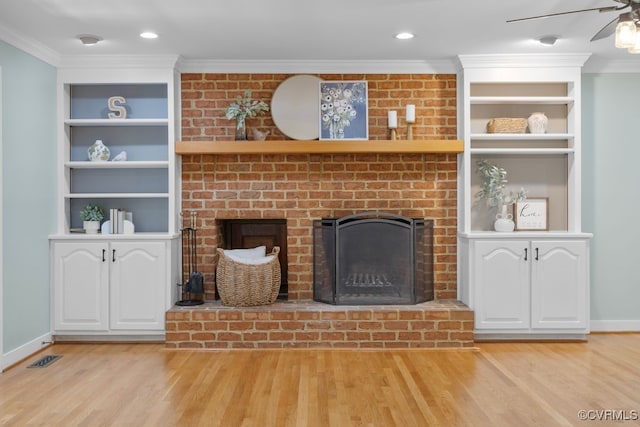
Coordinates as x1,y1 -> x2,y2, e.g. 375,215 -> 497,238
77,34 -> 102,46
395,32 -> 415,40
140,32 -> 158,39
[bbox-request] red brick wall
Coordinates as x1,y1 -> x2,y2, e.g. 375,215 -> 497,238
180,73 -> 458,301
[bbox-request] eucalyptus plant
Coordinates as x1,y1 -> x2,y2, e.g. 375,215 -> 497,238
224,90 -> 269,127
80,204 -> 105,222
476,160 -> 526,207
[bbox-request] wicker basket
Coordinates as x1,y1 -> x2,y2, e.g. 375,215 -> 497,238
216,247 -> 281,306
486,118 -> 527,134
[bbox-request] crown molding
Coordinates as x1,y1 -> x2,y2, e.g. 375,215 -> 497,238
457,53 -> 592,70
59,54 -> 181,70
582,57 -> 640,73
177,59 -> 459,74
0,23 -> 60,66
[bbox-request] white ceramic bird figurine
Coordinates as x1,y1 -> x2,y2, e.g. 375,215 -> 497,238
112,151 -> 127,161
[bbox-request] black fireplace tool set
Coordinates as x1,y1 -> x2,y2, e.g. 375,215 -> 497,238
176,211 -> 205,306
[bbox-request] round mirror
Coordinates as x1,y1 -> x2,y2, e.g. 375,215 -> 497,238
271,75 -> 322,140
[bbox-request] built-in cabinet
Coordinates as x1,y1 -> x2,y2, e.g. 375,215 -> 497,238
457,54 -> 592,340
52,238 -> 173,333
50,57 -> 181,340
467,237 -> 588,337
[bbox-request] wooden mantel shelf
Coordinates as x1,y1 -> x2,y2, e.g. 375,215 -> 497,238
175,139 -> 463,155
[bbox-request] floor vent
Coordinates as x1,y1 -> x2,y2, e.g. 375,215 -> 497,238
28,355 -> 62,368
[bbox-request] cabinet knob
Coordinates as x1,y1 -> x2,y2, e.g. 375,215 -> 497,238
102,249 -> 106,262
112,249 -> 116,262
535,247 -> 539,261
524,248 -> 528,261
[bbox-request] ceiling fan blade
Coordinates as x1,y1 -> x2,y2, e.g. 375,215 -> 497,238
507,6 -> 620,23
591,16 -> 620,41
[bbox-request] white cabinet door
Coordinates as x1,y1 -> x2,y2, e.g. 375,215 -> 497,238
474,240 -> 530,330
52,242 -> 109,331
109,241 -> 167,330
531,240 -> 588,329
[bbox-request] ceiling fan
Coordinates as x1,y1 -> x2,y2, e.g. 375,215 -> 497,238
507,0 -> 640,42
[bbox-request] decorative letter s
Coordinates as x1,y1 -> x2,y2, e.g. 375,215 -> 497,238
107,96 -> 127,119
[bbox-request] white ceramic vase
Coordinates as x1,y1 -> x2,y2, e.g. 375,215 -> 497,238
527,112 -> 548,134
88,139 -> 110,161
494,205 -> 515,232
83,220 -> 100,234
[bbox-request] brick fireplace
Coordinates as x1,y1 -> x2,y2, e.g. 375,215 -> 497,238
165,72 -> 473,348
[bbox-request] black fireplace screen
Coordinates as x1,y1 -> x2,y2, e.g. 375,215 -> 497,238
313,211 -> 433,305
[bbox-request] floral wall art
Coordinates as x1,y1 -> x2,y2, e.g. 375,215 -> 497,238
319,81 -> 368,140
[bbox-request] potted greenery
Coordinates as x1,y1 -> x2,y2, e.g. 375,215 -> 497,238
80,204 -> 105,234
224,90 -> 269,141
476,160 -> 526,231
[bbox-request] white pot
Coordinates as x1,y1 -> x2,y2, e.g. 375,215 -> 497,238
494,205 -> 515,232
83,220 -> 100,234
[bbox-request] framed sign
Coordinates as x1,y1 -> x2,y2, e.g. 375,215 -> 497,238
514,198 -> 548,231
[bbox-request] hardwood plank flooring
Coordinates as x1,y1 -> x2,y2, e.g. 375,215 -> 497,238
1,333 -> 639,426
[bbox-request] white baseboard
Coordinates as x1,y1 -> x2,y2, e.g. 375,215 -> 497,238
1,332 -> 53,372
590,320 -> 640,332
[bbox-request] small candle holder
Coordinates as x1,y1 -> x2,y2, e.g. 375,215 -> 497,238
388,110 -> 398,141
406,104 -> 416,140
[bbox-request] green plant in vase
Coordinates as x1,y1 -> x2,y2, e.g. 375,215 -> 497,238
80,203 -> 105,234
224,90 -> 270,141
476,160 -> 526,231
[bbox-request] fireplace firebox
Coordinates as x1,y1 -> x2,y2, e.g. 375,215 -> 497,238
313,212 -> 433,305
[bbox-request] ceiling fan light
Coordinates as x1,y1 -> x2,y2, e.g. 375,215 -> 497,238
628,27 -> 640,53
615,19 -> 636,48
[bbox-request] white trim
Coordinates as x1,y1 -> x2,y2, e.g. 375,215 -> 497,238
590,320 -> 640,332
178,59 -> 458,74
59,54 -> 180,70
0,23 -> 60,66
52,334 -> 164,342
474,333 -> 588,341
582,57 -> 640,73
0,67 -> 3,368
457,53 -> 591,70
1,333 -> 53,372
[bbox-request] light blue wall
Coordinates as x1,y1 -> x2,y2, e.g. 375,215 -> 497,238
583,73 -> 640,323
0,41 -> 56,352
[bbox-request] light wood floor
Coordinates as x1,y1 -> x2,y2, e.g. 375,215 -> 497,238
1,334 -> 639,426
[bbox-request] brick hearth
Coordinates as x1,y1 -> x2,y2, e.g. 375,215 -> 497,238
166,300 -> 474,349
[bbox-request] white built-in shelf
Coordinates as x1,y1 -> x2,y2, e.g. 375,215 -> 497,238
65,118 -> 169,126
65,161 -> 170,169
50,232 -> 180,240
459,231 -> 593,239
470,148 -> 574,155
470,133 -> 574,140
470,96 -> 574,105
65,193 -> 170,199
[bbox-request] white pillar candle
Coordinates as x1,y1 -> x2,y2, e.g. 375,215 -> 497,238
406,104 -> 416,123
388,111 -> 398,129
